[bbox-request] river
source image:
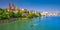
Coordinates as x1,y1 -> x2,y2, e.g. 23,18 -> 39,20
0,16 -> 60,30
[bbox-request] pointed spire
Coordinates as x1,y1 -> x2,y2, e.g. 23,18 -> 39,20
11,0 -> 15,10
8,0 -> 11,10
12,3 -> 14,6
12,0 -> 14,6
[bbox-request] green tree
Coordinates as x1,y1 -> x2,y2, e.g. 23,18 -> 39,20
13,11 -> 22,18
0,15 -> 2,20
0,8 -> 4,15
8,11 -> 13,18
2,12 -> 10,19
0,8 -> 4,20
33,14 -> 39,17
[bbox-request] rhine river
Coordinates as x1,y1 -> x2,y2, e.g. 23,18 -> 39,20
0,16 -> 60,30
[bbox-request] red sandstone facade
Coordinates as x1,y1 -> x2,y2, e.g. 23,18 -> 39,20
8,2 -> 15,11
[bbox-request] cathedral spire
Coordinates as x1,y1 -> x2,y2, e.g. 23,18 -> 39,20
8,0 -> 11,10
11,0 -> 15,10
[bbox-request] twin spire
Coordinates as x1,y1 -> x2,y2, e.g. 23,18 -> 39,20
8,1 -> 15,10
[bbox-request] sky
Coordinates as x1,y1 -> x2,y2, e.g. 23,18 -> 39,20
0,0 -> 60,13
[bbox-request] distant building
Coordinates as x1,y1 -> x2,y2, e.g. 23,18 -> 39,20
40,12 -> 48,16
7,2 -> 18,11
21,9 -> 28,13
11,3 -> 15,11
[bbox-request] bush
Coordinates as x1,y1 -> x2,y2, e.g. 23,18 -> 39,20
13,12 -> 22,18
0,15 -> 2,20
26,13 -> 33,18
0,8 -> 4,15
8,11 -> 13,17
33,14 -> 39,17
2,12 -> 11,19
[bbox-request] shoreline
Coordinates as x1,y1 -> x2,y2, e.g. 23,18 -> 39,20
0,17 -> 32,23
0,18 -> 17,23
0,17 -> 39,23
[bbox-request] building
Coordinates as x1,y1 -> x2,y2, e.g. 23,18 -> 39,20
7,2 -> 16,11
11,3 -> 15,11
8,2 -> 11,11
40,12 -> 48,16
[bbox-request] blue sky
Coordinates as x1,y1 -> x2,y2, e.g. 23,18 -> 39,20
0,0 -> 60,12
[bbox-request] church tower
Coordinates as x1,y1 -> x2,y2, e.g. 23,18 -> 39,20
8,2 -> 11,10
11,1 -> 15,11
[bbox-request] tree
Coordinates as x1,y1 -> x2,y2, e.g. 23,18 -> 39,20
0,8 -> 4,15
0,15 -> 2,20
13,11 -> 22,18
8,10 -> 13,18
0,8 -> 4,20
2,12 -> 11,19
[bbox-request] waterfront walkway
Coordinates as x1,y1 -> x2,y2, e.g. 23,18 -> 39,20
0,18 -> 17,23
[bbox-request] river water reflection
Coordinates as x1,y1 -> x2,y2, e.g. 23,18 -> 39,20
0,16 -> 60,30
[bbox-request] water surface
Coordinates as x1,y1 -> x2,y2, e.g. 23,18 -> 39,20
0,16 -> 60,30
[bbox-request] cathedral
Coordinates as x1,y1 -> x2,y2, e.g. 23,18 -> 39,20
8,2 -> 19,12
8,2 -> 15,11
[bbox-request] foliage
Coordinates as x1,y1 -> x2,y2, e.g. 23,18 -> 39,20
0,15 -> 2,20
33,14 -> 39,17
26,15 -> 33,18
13,11 -> 22,18
0,8 -> 41,20
0,8 -> 4,15
8,11 -> 13,17
2,12 -> 10,19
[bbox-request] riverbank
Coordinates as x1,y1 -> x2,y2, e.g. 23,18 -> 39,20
0,17 -> 32,23
0,18 -> 17,23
